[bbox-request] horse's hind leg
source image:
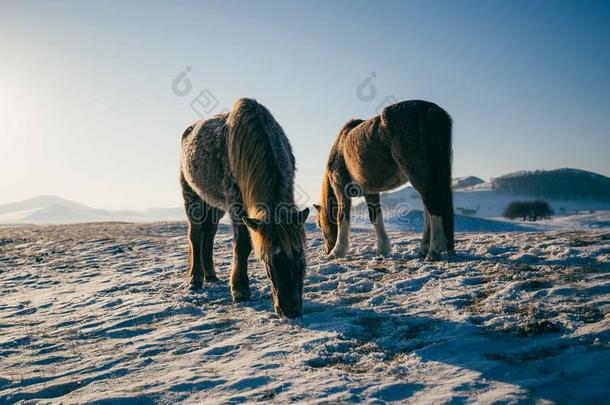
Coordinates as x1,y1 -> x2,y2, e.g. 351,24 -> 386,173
427,212 -> 447,261
201,206 -> 223,281
365,193 -> 390,256
419,208 -> 431,257
419,193 -> 448,261
399,150 -> 450,260
230,222 -> 252,302
182,175 -> 223,289
407,174 -> 448,261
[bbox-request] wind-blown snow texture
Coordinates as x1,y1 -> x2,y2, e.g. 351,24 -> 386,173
1,222 -> 609,403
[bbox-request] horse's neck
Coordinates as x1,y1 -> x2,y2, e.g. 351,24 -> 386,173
327,148 -> 353,192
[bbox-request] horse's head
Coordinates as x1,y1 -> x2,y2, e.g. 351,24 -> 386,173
243,207 -> 310,318
314,203 -> 337,255
315,173 -> 338,254
315,119 -> 363,254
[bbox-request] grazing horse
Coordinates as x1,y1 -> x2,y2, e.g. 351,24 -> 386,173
180,98 -> 309,318
315,100 -> 454,261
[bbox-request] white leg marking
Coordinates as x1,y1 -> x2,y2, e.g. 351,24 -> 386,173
420,210 -> 431,257
374,218 -> 391,256
329,220 -> 350,258
426,215 -> 447,260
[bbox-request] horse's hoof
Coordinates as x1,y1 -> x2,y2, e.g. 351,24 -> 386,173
376,239 -> 391,256
205,275 -> 219,282
425,251 -> 441,262
188,282 -> 203,290
231,287 -> 251,302
328,248 -> 347,259
377,247 -> 391,256
419,245 -> 430,258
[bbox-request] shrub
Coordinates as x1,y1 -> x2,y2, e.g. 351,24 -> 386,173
492,168 -> 610,201
503,200 -> 554,222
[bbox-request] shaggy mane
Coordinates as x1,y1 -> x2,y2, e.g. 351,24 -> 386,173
226,98 -> 304,257
320,169 -> 335,212
249,222 -> 306,260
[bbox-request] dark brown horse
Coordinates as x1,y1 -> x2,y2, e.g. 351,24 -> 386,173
180,98 -> 309,318
315,100 -> 454,261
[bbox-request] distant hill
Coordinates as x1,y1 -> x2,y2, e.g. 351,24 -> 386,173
350,168 -> 610,218
0,196 -> 185,224
492,168 -> 610,201
452,176 -> 485,189
0,195 -> 91,215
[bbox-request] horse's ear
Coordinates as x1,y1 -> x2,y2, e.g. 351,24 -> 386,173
293,207 -> 310,226
242,217 -> 263,231
313,204 -> 321,212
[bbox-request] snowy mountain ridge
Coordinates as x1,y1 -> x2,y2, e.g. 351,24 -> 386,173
0,196 -> 185,224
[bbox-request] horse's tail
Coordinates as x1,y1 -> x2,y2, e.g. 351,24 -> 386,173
226,98 -> 279,218
427,104 -> 454,254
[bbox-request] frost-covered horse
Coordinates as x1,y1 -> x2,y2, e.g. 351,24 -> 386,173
315,100 -> 454,261
180,98 -> 309,318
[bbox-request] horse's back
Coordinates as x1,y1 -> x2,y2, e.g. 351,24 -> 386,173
380,100 -> 450,133
180,114 -> 230,209
341,100 -> 451,193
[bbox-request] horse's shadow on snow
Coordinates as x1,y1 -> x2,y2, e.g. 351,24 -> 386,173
290,299 -> 606,403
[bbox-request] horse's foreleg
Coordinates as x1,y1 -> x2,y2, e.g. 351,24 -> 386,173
365,193 -> 390,256
230,222 -> 252,302
329,197 -> 351,258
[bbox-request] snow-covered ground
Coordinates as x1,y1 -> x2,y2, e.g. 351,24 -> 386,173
1,222 -> 610,403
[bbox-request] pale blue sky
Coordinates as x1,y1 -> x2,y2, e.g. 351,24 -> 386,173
1,0 -> 609,209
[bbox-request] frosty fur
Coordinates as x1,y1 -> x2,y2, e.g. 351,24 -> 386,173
180,98 -> 309,318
